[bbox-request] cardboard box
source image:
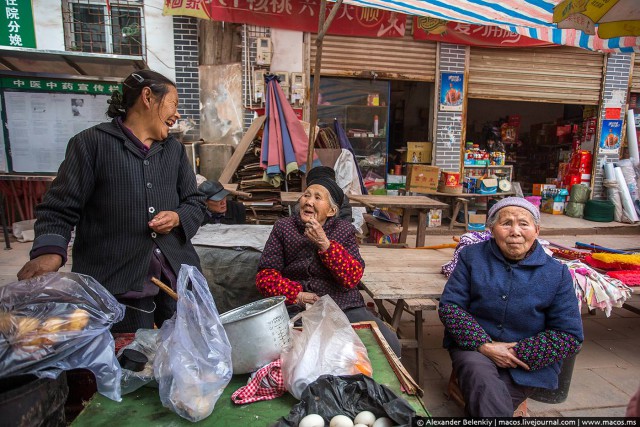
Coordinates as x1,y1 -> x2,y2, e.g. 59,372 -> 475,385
477,178 -> 497,194
406,165 -> 439,193
405,142 -> 433,164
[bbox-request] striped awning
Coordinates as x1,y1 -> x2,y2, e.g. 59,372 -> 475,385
338,0 -> 640,52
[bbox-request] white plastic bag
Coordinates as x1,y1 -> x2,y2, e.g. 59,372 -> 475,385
0,272 -> 125,401
281,295 -> 372,399
153,265 -> 233,422
118,328 -> 160,395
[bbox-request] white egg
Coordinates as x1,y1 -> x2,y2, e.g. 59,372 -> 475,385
353,411 -> 376,427
299,413 -> 325,427
354,425 -> 369,427
372,417 -> 393,427
330,415 -> 354,427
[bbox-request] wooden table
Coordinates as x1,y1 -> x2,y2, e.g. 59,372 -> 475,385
359,246 -> 451,385
72,326 -> 429,426
281,192 -> 447,248
408,190 -> 515,230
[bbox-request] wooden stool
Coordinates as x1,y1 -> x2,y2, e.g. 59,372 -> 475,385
447,370 -> 528,417
397,298 -> 437,386
448,198 -> 469,230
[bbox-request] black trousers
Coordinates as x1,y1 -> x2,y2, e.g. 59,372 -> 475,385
111,290 -> 177,333
450,348 -> 534,417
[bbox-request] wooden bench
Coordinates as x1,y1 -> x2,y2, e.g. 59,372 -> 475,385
394,298 -> 438,385
449,198 -> 469,230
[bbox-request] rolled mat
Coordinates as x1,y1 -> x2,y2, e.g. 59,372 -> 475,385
583,199 -> 615,222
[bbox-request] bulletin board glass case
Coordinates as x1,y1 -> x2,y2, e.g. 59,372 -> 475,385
313,77 -> 390,189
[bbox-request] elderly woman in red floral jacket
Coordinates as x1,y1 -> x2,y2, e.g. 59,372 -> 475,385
256,177 -> 401,356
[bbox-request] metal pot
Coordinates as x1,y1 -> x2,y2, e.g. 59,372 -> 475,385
219,296 -> 290,374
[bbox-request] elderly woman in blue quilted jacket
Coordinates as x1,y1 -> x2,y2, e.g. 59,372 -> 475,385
439,197 -> 583,417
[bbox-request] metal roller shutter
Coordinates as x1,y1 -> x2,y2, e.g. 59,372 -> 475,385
469,46 -> 604,105
632,55 -> 640,90
310,20 -> 437,81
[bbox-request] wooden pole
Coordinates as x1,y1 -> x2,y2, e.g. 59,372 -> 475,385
305,0 -> 343,181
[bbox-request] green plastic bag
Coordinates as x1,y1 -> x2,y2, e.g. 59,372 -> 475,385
565,201 -> 585,218
569,184 -> 591,203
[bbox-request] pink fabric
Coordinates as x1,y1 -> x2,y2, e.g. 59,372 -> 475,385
231,358 -> 285,404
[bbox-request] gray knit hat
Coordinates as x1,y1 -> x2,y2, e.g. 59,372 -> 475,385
487,197 -> 540,225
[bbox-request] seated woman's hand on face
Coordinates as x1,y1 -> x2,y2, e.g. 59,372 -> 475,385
304,217 -> 331,252
478,341 -> 530,370
148,211 -> 180,234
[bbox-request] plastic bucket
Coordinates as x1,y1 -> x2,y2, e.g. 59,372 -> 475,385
530,354 -> 577,404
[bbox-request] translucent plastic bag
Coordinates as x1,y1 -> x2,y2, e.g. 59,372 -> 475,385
117,328 -> 160,395
281,295 -> 373,399
154,265 -> 233,422
0,272 -> 125,401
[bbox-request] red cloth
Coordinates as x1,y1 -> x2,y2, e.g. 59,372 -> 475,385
607,270 -> 640,286
231,359 -> 285,404
584,255 -> 640,271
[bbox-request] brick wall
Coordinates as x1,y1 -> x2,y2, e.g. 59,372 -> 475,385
593,53 -> 632,199
434,44 -> 466,171
173,16 -> 200,139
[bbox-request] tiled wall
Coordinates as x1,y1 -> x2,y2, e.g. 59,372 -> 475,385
593,53 -> 632,199
173,16 -> 200,139
434,44 -> 466,171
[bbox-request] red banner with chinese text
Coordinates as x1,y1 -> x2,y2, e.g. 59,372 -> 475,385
163,0 -> 406,38
413,17 -> 554,48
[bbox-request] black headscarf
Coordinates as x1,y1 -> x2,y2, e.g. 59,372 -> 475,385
307,177 -> 344,207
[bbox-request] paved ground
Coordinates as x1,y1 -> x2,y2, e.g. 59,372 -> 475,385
2,221 -> 639,417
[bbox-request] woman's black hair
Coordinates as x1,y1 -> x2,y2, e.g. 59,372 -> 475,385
107,70 -> 176,119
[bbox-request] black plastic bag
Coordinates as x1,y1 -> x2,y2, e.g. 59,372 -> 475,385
273,374 -> 417,427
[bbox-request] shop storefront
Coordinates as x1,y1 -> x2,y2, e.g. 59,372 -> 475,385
310,19 -> 437,194
464,46 -> 605,197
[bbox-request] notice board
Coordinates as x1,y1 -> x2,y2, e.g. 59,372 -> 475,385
0,75 -> 121,174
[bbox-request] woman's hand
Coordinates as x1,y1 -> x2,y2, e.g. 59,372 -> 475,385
149,211 -> 180,234
17,254 -> 63,280
478,341 -> 530,370
296,291 -> 320,307
304,218 -> 331,252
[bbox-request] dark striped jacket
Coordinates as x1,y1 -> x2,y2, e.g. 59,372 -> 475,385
31,120 -> 206,295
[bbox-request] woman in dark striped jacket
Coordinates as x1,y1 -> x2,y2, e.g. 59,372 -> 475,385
18,70 -> 206,332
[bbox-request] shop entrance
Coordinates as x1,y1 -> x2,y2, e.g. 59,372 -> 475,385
465,99 -> 597,196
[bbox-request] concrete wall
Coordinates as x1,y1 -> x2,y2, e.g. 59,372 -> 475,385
434,43 -> 466,172
31,0 -> 175,79
593,53 -> 633,199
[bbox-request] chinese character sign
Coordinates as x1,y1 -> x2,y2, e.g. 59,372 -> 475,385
164,0 -> 406,38
599,120 -> 622,153
413,17 -> 553,48
440,72 -> 463,112
1,0 -> 36,48
1,77 -> 121,95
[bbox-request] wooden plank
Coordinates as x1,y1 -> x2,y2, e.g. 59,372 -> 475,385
218,115 -> 266,184
361,278 -> 446,300
281,192 -> 447,209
